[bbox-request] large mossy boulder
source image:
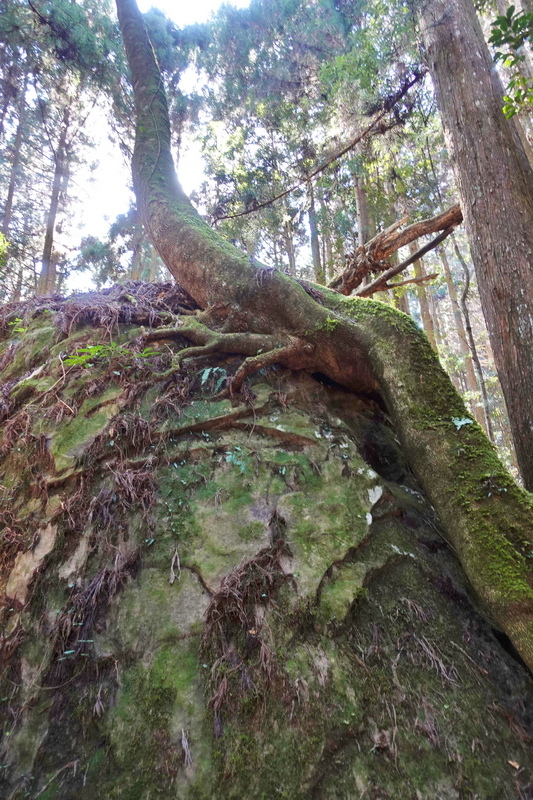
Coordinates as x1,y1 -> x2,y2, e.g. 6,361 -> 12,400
1,283 -> 532,799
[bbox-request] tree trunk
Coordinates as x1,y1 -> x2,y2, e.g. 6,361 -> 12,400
2,76 -> 28,237
113,0 -> 533,672
308,183 -> 323,284
354,173 -> 370,247
391,285 -> 410,314
281,216 -> 297,276
318,190 -> 335,282
0,64 -> 19,142
409,242 -> 437,350
427,285 -> 443,347
439,245 -> 489,432
38,108 -> 70,296
10,264 -> 24,303
416,0 -> 533,491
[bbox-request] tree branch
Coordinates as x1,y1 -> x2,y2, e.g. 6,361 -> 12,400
383,272 -> 438,291
355,226 -> 455,297
330,204 -> 462,295
214,70 -> 427,222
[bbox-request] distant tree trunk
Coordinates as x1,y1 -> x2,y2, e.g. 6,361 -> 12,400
324,232 -> 334,282
439,246 -> 488,433
452,237 -> 496,442
409,242 -> 437,350
147,244 -> 159,281
417,0 -> 533,491
308,183 -> 323,283
354,173 -> 370,247
2,76 -> 27,237
37,108 -> 70,296
318,191 -> 335,281
427,286 -> 443,347
0,64 -> 19,142
10,265 -> 24,303
281,200 -> 297,276
392,286 -> 410,314
284,233 -> 297,275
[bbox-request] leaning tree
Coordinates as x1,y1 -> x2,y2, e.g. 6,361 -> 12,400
1,0 -> 533,797
116,0 -> 533,663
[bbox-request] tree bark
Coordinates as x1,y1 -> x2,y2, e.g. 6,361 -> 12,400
416,0 -> 533,491
0,64 -> 19,142
114,0 -> 533,670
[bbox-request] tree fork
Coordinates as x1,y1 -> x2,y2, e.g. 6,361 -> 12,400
116,0 -> 533,669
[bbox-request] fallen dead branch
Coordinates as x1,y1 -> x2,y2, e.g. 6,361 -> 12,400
330,204 -> 462,296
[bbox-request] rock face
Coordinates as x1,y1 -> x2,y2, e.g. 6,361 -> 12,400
1,284 -> 533,800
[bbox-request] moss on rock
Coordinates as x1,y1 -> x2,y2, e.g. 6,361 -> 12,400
1,296 -> 533,800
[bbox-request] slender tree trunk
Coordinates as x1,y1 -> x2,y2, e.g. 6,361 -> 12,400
10,264 -> 24,303
0,95 -> 10,142
284,232 -> 297,276
439,246 -> 488,432
409,241 -> 437,350
147,245 -> 158,281
0,64 -> 18,142
354,173 -> 370,247
308,183 -> 323,284
38,108 -> 70,296
417,0 -> 533,490
324,232 -> 334,282
392,288 -> 410,314
452,237 -> 496,442
281,199 -> 297,276
318,190 -> 335,281
427,286 -> 443,347
2,76 -> 27,236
